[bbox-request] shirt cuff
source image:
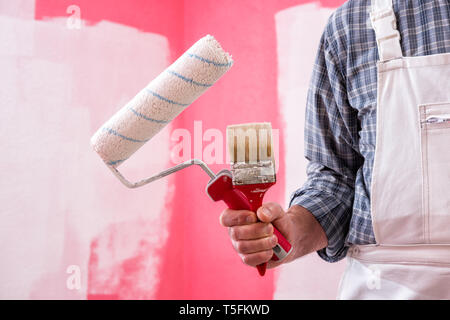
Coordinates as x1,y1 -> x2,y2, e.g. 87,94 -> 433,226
289,189 -> 350,263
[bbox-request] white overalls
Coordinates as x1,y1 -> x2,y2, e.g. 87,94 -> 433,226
337,0 -> 450,299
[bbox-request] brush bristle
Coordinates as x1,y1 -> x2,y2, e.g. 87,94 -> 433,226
226,122 -> 274,164
226,122 -> 276,185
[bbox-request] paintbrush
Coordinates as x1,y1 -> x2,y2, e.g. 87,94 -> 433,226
207,123 -> 292,276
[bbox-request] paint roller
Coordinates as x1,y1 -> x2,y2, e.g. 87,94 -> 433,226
91,35 -> 233,172
91,35 -> 291,276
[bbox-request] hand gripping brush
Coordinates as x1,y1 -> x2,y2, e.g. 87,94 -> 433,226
208,123 -> 292,276
90,35 -> 291,277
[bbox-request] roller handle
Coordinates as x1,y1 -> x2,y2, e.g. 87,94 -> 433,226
206,170 -> 292,276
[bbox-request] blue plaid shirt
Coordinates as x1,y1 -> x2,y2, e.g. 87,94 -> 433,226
289,0 -> 450,262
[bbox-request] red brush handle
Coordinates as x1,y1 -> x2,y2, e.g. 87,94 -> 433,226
206,170 -> 292,276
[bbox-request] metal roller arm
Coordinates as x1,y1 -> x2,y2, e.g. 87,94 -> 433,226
108,159 -> 216,189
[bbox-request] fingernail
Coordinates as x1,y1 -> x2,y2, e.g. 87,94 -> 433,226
246,216 -> 255,223
261,207 -> 271,219
271,235 -> 278,245
266,224 -> 273,235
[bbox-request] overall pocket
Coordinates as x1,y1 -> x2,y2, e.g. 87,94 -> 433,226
420,103 -> 450,243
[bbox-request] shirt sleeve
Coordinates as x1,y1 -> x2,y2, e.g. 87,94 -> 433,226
289,24 -> 364,263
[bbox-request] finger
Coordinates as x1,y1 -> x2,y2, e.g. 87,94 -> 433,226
229,222 -> 273,241
232,235 -> 278,254
220,209 -> 257,227
256,202 -> 285,223
239,249 -> 273,267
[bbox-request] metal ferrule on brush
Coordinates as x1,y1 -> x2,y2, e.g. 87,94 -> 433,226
230,160 -> 276,185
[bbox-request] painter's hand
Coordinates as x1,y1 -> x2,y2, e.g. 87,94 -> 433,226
219,203 -> 328,269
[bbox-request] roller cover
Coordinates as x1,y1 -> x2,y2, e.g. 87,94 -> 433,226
90,35 -> 233,167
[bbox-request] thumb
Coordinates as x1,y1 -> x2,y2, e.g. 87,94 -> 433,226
256,202 -> 285,223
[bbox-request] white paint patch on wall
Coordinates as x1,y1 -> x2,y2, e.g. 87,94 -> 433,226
0,0 -> 35,20
274,2 -> 347,300
0,2 -> 170,299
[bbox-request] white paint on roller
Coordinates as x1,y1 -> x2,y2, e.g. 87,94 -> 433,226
274,3 -> 346,300
91,35 -> 233,167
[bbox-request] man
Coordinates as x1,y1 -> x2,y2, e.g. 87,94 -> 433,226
220,0 -> 450,299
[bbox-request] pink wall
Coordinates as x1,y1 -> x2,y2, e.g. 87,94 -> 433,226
0,0 -> 346,299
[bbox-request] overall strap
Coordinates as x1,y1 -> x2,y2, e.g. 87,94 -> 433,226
370,0 -> 403,61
